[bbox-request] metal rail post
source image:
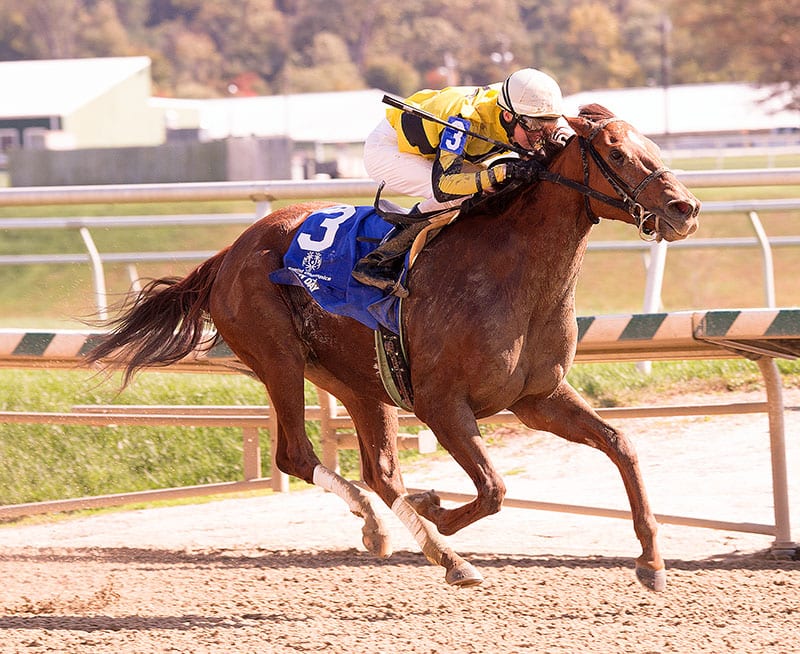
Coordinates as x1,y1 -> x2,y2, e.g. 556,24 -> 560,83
637,238 -> 668,374
749,211 -> 776,307
78,227 -> 108,320
756,357 -> 797,555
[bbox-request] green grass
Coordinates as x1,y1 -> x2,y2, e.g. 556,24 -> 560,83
2,358 -> 799,508
0,370 -> 265,505
666,153 -> 800,170
0,368 -> 368,506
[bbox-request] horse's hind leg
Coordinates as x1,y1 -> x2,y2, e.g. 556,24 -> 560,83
210,258 -> 391,559
510,381 -> 665,592
342,395 -> 483,587
240,360 -> 394,560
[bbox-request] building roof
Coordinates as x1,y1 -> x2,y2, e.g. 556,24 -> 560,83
0,56 -> 152,118
151,89 -> 389,143
563,82 -> 799,135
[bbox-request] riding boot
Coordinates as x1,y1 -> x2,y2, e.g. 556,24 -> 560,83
352,209 -> 430,296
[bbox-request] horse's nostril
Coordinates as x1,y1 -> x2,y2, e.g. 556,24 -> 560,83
668,199 -> 695,219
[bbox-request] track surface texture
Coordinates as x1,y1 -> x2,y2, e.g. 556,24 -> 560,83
2,389 -> 799,653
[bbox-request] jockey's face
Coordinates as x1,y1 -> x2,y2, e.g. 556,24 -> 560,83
504,111 -> 558,152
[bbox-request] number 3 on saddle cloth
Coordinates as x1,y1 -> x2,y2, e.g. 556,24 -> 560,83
269,204 -> 405,335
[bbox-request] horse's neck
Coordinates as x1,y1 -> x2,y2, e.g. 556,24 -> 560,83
418,168 -> 593,316
502,179 -> 592,306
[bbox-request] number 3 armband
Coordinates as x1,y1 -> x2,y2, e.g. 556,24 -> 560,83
439,116 -> 471,156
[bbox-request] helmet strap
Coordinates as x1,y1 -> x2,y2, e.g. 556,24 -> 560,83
498,109 -> 516,140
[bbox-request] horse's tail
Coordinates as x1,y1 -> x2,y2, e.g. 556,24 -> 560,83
85,248 -> 229,387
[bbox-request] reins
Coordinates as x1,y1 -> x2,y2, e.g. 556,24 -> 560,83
538,118 -> 669,240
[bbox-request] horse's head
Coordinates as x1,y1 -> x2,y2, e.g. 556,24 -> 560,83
563,104 -> 700,242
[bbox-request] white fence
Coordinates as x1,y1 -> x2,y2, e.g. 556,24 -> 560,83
1,170 -> 800,318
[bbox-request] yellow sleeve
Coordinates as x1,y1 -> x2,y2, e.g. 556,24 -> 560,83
432,150 -> 508,202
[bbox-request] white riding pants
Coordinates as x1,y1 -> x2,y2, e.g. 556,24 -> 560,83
363,118 -> 468,213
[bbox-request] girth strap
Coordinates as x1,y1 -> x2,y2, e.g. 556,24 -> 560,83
375,313 -> 414,411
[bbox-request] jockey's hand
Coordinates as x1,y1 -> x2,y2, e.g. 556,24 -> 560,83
501,159 -> 538,184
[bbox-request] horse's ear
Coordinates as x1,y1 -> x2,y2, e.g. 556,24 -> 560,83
565,115 -> 594,137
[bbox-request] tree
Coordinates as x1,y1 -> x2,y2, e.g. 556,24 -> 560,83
616,0 -> 671,87
80,0 -> 134,57
669,0 -> 800,109
157,23 -> 224,97
441,0 -> 531,85
5,1 -> 84,59
559,2 -> 640,92
363,56 -> 421,96
282,32 -> 365,92
0,0 -> 795,103
0,0 -> 132,61
0,2 -> 28,60
192,0 -> 289,92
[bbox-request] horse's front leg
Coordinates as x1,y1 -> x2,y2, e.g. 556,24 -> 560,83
406,401 -> 507,536
510,381 -> 665,592
344,395 -> 483,587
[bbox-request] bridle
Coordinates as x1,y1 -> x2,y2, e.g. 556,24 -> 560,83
536,118 -> 670,241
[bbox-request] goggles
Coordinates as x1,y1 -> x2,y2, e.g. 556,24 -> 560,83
515,114 -> 558,132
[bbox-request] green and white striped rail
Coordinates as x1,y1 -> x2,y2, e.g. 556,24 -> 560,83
0,329 -> 235,370
3,308 -> 798,370
575,308 -> 800,362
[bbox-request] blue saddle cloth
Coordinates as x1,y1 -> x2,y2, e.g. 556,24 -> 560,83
268,204 -> 404,334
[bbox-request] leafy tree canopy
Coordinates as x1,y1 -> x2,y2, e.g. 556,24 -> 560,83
0,0 -> 796,108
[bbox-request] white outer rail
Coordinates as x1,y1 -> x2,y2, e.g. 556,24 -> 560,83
0,168 -> 799,206
2,175 -> 800,317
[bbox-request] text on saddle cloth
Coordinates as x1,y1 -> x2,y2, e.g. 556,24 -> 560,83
269,204 -> 406,333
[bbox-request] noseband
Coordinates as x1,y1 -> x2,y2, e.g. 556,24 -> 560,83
537,118 -> 669,240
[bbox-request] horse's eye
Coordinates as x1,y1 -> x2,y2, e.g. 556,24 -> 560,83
609,149 -> 624,163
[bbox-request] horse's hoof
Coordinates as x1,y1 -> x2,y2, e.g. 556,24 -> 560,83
445,561 -> 483,587
362,529 -> 392,559
636,565 -> 667,592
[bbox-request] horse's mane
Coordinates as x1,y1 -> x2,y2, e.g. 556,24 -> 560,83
459,173 -> 524,218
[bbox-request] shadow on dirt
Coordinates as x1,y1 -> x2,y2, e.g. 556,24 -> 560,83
0,612 -> 303,632
2,545 -> 797,571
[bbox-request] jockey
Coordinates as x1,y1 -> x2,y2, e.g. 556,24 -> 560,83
353,68 -> 569,294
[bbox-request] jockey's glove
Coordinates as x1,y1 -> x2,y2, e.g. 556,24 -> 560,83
500,159 -> 539,184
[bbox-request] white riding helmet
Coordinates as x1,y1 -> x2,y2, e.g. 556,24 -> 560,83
498,68 -> 563,119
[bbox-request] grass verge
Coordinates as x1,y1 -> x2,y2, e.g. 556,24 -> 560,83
2,358 -> 798,509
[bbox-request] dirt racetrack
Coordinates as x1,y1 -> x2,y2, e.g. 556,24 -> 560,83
2,389 -> 799,653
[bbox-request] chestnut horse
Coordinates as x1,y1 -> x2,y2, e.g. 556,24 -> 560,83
86,104 -> 699,591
